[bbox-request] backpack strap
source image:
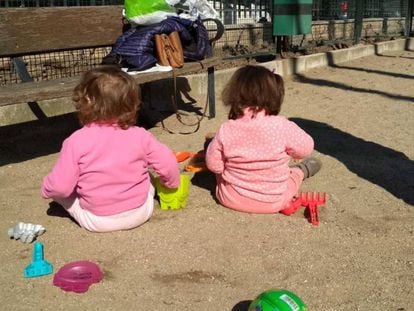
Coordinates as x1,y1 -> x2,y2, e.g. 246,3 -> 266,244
160,68 -> 208,135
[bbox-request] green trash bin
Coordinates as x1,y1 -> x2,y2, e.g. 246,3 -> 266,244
273,0 -> 313,36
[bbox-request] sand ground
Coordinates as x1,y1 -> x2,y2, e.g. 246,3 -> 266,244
0,49 -> 413,311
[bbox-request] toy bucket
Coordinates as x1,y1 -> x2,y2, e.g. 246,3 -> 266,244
153,174 -> 190,210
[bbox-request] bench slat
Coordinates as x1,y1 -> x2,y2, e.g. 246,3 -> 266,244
0,58 -> 221,107
0,6 -> 124,56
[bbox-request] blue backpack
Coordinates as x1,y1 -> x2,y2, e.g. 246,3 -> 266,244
103,17 -> 212,71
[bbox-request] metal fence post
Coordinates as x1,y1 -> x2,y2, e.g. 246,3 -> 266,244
405,0 -> 414,37
353,0 -> 365,44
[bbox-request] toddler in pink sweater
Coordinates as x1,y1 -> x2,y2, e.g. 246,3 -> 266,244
206,65 -> 321,214
41,66 -> 180,232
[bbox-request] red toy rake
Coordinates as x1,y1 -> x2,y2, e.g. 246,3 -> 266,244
280,192 -> 327,226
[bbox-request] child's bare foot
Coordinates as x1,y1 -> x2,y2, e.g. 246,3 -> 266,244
294,157 -> 322,179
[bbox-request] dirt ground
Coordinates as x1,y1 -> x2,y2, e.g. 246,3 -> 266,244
1,49 -> 413,311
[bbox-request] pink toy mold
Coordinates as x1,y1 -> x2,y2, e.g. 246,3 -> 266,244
53,260 -> 103,293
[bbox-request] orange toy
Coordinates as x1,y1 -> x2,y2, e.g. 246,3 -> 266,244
174,151 -> 195,163
173,151 -> 208,172
184,154 -> 208,172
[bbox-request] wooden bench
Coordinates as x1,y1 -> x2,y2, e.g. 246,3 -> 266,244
0,6 -> 224,119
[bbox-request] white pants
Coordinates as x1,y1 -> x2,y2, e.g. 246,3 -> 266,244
55,185 -> 155,233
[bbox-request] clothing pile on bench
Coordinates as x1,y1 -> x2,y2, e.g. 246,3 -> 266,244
103,16 -> 211,72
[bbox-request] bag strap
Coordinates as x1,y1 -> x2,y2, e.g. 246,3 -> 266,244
160,68 -> 209,135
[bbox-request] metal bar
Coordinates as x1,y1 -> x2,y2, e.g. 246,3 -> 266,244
207,66 -> 215,118
354,0 -> 365,44
259,0 -> 263,16
10,57 -> 48,119
276,35 -> 282,55
11,57 -> 33,82
405,0 -> 414,37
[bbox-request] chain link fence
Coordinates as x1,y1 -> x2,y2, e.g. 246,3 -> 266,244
1,0 -> 409,19
0,0 -> 122,7
312,0 -> 410,20
1,0 -> 413,85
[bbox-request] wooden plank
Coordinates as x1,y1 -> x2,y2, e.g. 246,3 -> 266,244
0,58 -> 221,107
0,6 -> 124,56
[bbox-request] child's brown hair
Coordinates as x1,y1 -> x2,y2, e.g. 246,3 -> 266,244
73,66 -> 140,129
222,65 -> 285,120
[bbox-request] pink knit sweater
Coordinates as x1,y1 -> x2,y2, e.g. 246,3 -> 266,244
206,110 -> 314,202
41,123 -> 180,216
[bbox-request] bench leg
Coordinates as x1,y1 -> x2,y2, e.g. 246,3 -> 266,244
11,57 -> 47,120
11,57 -> 33,82
207,66 -> 215,118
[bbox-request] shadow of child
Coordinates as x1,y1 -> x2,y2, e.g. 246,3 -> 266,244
46,201 -> 80,226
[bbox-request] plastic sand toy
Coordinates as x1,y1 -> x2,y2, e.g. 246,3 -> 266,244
248,289 -> 308,311
53,260 -> 103,293
173,151 -> 208,173
184,153 -> 208,173
8,222 -> 45,243
153,174 -> 190,209
24,242 -> 53,278
174,151 -> 196,163
280,192 -> 327,226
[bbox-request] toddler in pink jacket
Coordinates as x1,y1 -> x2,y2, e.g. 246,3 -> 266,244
41,66 -> 180,232
206,65 -> 321,214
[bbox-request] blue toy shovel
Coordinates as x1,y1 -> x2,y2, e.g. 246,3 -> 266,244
24,241 -> 53,278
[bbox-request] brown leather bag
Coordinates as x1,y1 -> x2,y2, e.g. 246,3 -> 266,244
154,31 -> 184,68
154,31 -> 207,134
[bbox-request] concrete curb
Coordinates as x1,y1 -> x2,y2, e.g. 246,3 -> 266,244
215,37 -> 413,92
1,38 -> 413,126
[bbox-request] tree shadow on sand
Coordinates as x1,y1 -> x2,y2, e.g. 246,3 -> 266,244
291,118 -> 414,206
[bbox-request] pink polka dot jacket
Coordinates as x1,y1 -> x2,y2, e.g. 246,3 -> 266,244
206,109 -> 314,202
